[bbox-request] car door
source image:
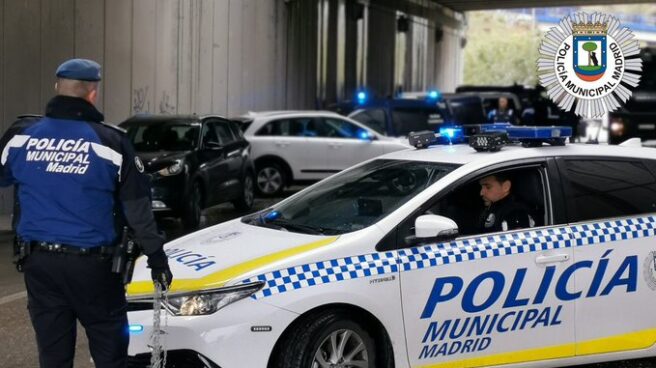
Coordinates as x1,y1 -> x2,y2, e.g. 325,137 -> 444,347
556,157 -> 656,358
198,119 -> 231,206
399,162 -> 577,367
318,117 -> 385,171
254,118 -> 320,180
212,119 -> 243,201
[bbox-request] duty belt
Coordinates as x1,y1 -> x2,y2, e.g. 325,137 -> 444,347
29,241 -> 116,256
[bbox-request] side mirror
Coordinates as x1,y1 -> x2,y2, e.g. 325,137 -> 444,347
408,215 -> 458,245
204,141 -> 223,150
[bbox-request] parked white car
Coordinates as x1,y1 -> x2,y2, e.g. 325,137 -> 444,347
126,131 -> 656,368
234,111 -> 409,196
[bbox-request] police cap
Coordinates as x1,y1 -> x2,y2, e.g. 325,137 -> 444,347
55,58 -> 102,81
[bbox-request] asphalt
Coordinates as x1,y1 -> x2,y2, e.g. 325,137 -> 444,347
0,196 -> 655,367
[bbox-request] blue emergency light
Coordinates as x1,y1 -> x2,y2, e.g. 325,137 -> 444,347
427,90 -> 441,100
129,324 -> 144,334
356,91 -> 367,104
468,125 -> 572,151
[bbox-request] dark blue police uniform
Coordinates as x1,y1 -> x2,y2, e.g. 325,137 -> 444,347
0,59 -> 171,368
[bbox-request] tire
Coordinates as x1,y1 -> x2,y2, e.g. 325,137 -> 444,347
273,310 -> 379,368
255,162 -> 286,197
232,173 -> 255,211
182,181 -> 202,230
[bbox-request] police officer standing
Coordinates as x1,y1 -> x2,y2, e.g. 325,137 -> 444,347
477,173 -> 534,233
0,59 -> 172,368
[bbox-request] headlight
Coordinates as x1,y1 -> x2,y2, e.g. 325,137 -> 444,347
158,161 -> 184,176
609,118 -> 625,135
163,282 -> 264,316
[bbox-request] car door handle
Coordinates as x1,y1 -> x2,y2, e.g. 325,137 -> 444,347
330,143 -> 343,148
227,149 -> 240,158
535,254 -> 569,264
275,141 -> 289,147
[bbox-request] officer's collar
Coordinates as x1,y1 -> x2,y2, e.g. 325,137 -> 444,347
490,194 -> 514,209
45,95 -> 104,123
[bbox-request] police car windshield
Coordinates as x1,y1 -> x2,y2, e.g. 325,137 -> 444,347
244,159 -> 459,235
124,121 -> 200,152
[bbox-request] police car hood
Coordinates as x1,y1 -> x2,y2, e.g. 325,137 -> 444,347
126,218 -> 339,297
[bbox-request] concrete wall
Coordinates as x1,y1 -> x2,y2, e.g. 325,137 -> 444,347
0,0 -> 317,213
0,0 -> 464,214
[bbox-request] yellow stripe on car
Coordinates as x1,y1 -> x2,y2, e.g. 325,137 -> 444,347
418,328 -> 656,368
126,236 -> 338,297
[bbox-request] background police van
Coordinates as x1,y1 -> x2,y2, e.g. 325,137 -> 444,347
126,127 -> 656,368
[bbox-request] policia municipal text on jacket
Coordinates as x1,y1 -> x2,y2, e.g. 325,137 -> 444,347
0,58 -> 173,368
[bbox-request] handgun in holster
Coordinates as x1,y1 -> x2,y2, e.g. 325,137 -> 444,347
112,227 -> 142,285
13,237 -> 30,273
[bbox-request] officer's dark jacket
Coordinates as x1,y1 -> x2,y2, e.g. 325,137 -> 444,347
0,95 -> 162,253
478,195 -> 533,233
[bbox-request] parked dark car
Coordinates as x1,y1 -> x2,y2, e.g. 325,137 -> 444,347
120,115 -> 255,229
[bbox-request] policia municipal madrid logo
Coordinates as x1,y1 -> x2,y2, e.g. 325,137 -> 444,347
644,251 -> 656,291
537,12 -> 642,118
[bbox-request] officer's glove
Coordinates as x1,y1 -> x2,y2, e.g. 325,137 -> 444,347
147,249 -> 173,292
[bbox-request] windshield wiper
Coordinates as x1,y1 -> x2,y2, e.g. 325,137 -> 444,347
265,218 -> 326,235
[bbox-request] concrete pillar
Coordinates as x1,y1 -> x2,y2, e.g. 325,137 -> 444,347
366,4 -> 396,98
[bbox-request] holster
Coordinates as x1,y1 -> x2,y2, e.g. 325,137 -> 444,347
112,226 -> 141,285
13,237 -> 30,272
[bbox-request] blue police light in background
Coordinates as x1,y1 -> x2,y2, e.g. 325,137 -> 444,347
356,91 -> 367,105
357,129 -> 372,141
129,324 -> 144,334
427,90 -> 441,100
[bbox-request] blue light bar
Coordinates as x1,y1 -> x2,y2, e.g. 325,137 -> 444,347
265,211 -> 280,221
480,123 -> 512,133
129,324 -> 144,334
506,126 -> 572,139
439,126 -> 463,139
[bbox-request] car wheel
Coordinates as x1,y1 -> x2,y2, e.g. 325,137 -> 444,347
182,181 -> 202,230
256,163 -> 286,197
273,311 -> 378,368
232,173 -> 255,211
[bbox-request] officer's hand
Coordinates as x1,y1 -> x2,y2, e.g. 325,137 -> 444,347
147,249 -> 173,291
151,266 -> 173,292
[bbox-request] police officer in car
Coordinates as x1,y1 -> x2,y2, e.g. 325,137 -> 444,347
487,96 -> 517,124
0,59 -> 172,368
477,173 -> 534,233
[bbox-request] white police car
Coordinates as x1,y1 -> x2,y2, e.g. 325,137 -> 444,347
126,127 -> 656,368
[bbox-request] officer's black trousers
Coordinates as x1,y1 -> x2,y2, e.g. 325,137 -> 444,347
24,251 -> 128,368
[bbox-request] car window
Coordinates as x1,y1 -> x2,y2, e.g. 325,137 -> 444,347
214,121 -> 237,145
383,166 -> 549,251
125,120 -> 200,152
255,118 -> 318,137
319,118 -> 364,139
349,109 -> 387,135
242,159 -> 459,235
391,107 -> 446,136
561,159 -> 656,222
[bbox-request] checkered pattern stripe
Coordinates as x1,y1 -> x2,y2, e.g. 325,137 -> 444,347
396,227 -> 571,272
245,251 -> 399,298
570,216 -> 656,246
244,216 -> 656,299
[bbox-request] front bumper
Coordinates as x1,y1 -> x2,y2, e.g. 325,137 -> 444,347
128,350 -> 220,368
127,297 -> 299,368
149,174 -> 188,214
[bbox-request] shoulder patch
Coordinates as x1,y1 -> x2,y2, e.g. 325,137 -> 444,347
98,121 -> 127,134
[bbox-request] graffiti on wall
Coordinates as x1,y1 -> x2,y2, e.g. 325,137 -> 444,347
133,87 -> 151,113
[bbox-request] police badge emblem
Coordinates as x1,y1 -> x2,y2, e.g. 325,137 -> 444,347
644,251 -> 656,291
134,157 -> 145,173
537,12 -> 642,118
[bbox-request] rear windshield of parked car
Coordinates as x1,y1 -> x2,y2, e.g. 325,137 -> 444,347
124,120 -> 201,152
392,107 -> 446,136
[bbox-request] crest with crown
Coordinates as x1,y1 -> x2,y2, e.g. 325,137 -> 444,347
572,21 -> 608,36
